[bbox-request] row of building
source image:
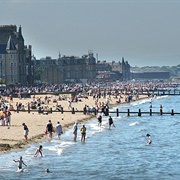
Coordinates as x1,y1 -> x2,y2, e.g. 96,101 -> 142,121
34,54 -> 131,84
0,25 -> 170,85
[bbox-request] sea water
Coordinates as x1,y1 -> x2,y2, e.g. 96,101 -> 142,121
0,95 -> 180,180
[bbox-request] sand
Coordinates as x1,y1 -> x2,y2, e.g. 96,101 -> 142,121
0,93 -> 148,154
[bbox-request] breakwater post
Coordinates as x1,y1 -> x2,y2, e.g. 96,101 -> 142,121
28,103 -> 30,114
72,107 -> 75,114
150,108 -> 152,116
128,109 -> 130,116
116,108 -> 119,117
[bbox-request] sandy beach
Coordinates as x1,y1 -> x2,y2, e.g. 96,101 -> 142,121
0,93 -> 147,154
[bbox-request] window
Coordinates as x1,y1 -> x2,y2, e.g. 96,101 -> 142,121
67,72 -> 70,78
75,66 -> 79,71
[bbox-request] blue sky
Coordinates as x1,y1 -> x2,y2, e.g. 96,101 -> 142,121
1,0 -> 180,67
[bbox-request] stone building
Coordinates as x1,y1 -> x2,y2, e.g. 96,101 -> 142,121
96,61 -> 112,71
121,57 -> 131,81
35,52 -> 96,84
131,70 -> 170,80
0,25 -> 33,85
41,66 -> 64,84
96,57 -> 131,81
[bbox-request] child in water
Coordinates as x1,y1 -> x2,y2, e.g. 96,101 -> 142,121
34,145 -> 43,157
146,134 -> 152,145
80,124 -> 86,143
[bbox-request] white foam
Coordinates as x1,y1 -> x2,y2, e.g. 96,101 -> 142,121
60,141 -> 75,146
129,121 -> 140,126
57,148 -> 63,155
156,95 -> 169,100
131,99 -> 149,106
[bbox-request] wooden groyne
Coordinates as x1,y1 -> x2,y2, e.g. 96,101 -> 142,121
13,107 -> 180,117
134,89 -> 180,96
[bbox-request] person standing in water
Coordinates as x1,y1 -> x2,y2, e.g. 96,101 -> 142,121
46,120 -> 53,140
34,145 -> 43,157
80,124 -> 86,143
56,121 -> 63,140
13,156 -> 27,171
97,115 -> 102,127
108,116 -> 115,129
73,121 -> 78,142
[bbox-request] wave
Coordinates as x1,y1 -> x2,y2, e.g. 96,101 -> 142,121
129,121 -> 140,126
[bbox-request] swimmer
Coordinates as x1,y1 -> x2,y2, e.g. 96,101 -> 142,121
13,156 -> 27,171
34,145 -> 43,157
146,134 -> 152,145
46,168 -> 50,173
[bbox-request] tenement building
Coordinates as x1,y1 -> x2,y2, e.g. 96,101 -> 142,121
37,52 -> 96,84
96,57 -> 131,82
0,25 -> 33,85
35,54 -> 131,84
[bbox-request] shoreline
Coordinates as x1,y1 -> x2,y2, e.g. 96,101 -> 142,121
0,114 -> 95,154
0,94 -> 148,154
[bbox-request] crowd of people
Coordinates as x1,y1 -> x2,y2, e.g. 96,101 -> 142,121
0,81 -> 140,129
1,81 -> 179,98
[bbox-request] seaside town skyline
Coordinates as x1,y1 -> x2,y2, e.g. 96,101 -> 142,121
1,1 -> 180,67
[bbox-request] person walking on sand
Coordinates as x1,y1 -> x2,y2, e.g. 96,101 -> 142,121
46,120 -> 53,140
68,100 -> 72,109
80,124 -> 86,143
56,121 -> 63,140
73,121 -> 78,142
13,156 -> 27,171
34,145 -> 43,157
22,123 -> 29,140
108,116 -> 115,129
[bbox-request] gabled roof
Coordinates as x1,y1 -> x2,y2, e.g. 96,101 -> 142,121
6,35 -> 16,51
